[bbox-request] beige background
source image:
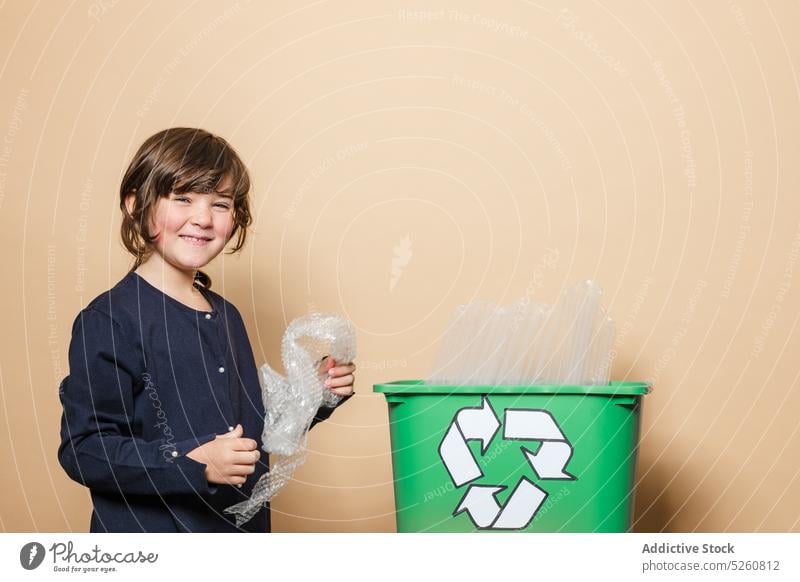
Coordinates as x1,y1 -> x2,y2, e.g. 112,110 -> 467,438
1,0 -> 799,532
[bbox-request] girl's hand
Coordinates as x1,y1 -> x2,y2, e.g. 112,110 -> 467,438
319,357 -> 356,397
185,424 -> 260,486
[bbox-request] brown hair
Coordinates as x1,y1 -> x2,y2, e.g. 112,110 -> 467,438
119,128 -> 252,289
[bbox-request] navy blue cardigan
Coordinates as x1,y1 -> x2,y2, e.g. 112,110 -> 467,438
58,271 -> 349,532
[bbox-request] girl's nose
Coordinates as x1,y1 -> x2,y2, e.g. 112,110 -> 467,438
191,204 -> 213,226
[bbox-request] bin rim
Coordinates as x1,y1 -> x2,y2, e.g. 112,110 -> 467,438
372,379 -> 651,396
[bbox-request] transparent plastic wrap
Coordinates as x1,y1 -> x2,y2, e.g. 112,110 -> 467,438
225,313 -> 356,526
428,280 -> 616,386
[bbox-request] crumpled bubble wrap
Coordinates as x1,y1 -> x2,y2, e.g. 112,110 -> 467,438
225,313 -> 356,526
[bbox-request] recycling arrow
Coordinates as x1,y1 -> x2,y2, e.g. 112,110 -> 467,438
456,399 -> 501,454
438,399 -> 577,530
492,478 -> 547,529
504,409 -> 566,441
438,397 -> 500,487
454,485 -> 504,528
505,409 -> 575,480
523,441 -> 575,480
454,478 -> 546,530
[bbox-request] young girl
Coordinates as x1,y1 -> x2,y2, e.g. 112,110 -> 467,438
57,128 -> 356,533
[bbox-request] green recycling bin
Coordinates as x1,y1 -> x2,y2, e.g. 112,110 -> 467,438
373,380 -> 650,532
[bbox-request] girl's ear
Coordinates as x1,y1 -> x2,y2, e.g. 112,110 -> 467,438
124,191 -> 136,217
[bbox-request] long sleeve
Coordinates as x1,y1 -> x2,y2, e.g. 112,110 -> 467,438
57,308 -> 216,496
309,393 -> 353,430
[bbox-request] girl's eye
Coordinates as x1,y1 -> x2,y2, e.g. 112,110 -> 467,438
214,203 -> 231,210
173,196 -> 190,203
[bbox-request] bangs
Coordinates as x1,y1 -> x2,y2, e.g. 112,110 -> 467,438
170,138 -> 249,200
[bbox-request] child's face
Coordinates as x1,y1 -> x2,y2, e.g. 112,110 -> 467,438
147,177 -> 235,273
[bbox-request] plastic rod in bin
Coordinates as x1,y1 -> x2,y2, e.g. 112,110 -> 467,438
428,280 -> 614,386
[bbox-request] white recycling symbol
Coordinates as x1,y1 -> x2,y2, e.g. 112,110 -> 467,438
438,397 -> 576,530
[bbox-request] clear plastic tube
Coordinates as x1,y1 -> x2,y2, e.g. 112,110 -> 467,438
480,302 -> 505,383
430,305 -> 467,384
565,281 -> 602,384
431,301 -> 479,385
540,290 -> 572,383
460,300 -> 492,385
521,303 -> 549,384
587,316 -> 615,385
497,299 -> 532,384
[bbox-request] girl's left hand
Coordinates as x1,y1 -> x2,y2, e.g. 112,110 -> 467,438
319,357 -> 356,396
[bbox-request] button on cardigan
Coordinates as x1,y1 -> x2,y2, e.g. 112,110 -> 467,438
58,271 -> 349,532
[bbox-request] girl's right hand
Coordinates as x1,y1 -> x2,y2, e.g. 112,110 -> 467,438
185,424 -> 260,486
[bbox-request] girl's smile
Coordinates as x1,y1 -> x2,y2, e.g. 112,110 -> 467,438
179,233 -> 213,246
